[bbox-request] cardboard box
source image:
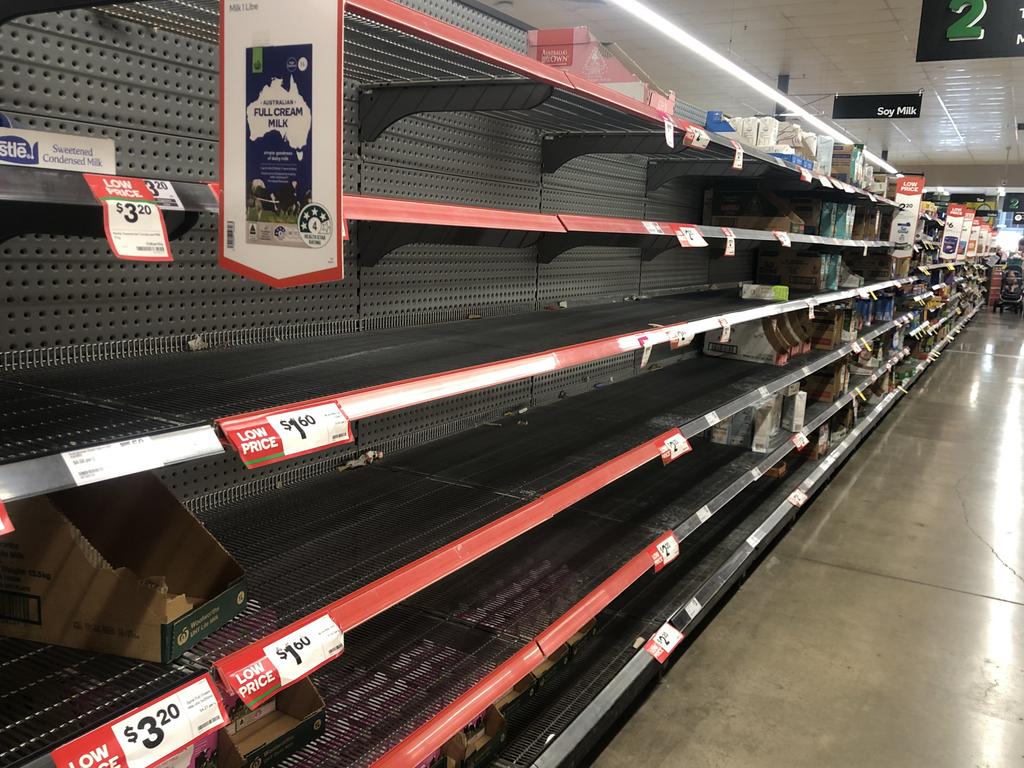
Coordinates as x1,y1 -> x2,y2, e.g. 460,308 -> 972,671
789,197 -> 824,236
711,409 -> 754,447
755,116 -> 780,147
704,318 -> 789,365
751,394 -> 783,453
831,143 -> 864,182
155,730 -> 219,768
782,391 -> 807,432
757,254 -> 841,292
741,283 -> 790,301
219,679 -> 325,768
805,361 -> 849,403
809,309 -> 844,350
853,208 -> 883,240
808,424 -> 830,459
815,136 -> 835,175
0,474 -> 246,662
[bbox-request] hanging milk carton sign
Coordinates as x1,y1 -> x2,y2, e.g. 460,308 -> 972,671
220,0 -> 344,287
888,176 -> 924,259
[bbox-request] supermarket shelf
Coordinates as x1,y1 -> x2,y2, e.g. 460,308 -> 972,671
0,278 -> 920,501
0,312 -> 907,767
495,303 -> 981,767
372,340 -> 915,766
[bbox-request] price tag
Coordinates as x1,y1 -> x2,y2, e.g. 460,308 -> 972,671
722,226 -> 736,256
696,505 -> 712,523
668,329 -> 693,350
52,676 -> 227,768
918,266 -> 930,275
144,178 -> 184,210
817,174 -> 834,189
642,221 -> 665,235
791,432 -> 809,451
62,437 -> 163,486
663,115 -> 675,148
863,243 -> 869,256
219,401 -> 354,468
730,139 -> 744,170
705,411 -> 721,428
207,182 -> 222,204
806,300 -> 816,319
718,317 -> 731,343
788,488 -> 809,507
0,500 -> 13,538
856,389 -> 867,401
851,342 -> 862,355
648,532 -> 680,572
750,466 -> 763,480
84,174 -> 172,262
799,167 -> 812,184
862,339 -> 873,352
641,343 -> 653,368
758,386 -> 771,400
644,622 -> 684,663
676,225 -> 708,248
773,230 -> 792,248
659,430 -> 692,465
746,530 -> 765,549
263,614 -> 345,687
683,126 -> 710,149
684,597 -> 703,620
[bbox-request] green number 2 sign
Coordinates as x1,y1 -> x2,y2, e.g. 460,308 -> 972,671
947,0 -> 987,41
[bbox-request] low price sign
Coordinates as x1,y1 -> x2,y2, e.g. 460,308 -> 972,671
218,400 -> 353,467
51,676 -> 227,768
84,174 -> 172,262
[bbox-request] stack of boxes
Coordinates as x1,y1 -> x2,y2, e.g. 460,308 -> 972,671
757,252 -> 841,292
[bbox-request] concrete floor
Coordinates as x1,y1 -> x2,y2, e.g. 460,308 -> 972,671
594,310 -> 1024,768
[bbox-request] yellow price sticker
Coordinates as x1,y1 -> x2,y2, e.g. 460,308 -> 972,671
856,389 -> 867,401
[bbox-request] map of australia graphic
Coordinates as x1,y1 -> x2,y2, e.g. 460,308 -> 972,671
246,76 -> 311,158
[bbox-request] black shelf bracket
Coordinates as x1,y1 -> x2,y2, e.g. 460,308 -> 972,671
356,221 -> 543,266
0,201 -> 199,245
646,158 -> 769,193
541,132 -> 694,174
359,79 -> 554,142
536,232 -> 688,263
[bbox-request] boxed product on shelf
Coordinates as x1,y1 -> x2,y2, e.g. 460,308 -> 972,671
846,253 -> 896,282
751,393 -> 784,453
781,390 -> 807,432
830,406 -> 855,442
804,360 -> 850,403
853,208 -> 883,240
705,189 -> 805,233
526,27 -> 672,106
831,143 -> 864,183
0,473 -> 247,662
757,253 -> 841,292
741,283 -> 790,301
727,116 -> 760,146
766,461 -> 789,478
711,408 -> 755,447
834,204 -> 856,240
777,312 -> 812,355
809,307 -> 845,350
218,678 -> 326,768
756,116 -> 780,147
807,424 -> 831,459
704,317 -> 790,365
789,197 -> 824,236
815,136 -> 835,175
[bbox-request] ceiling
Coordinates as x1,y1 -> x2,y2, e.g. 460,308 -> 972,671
479,0 -> 1023,171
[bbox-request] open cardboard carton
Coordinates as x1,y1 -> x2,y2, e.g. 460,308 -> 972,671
0,472 -> 246,662
218,678 -> 325,768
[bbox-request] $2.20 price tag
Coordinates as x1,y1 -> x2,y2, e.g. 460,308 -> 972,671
721,227 -> 736,256
791,432 -> 810,451
84,174 -> 172,262
648,532 -> 680,572
644,622 -> 684,664
220,401 -> 353,468
51,675 -> 227,768
788,488 -> 809,507
675,225 -> 708,248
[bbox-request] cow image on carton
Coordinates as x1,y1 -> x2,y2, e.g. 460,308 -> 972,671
0,473 -> 245,662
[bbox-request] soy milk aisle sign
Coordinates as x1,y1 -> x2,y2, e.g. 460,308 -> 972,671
219,0 -> 345,287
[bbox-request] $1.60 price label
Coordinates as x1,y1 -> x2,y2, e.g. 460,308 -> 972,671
215,614 -> 345,708
51,675 -> 227,768
83,175 -> 172,262
218,400 -> 354,468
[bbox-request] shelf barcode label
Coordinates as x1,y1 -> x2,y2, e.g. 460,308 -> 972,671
644,622 -> 684,663
684,597 -> 702,619
642,221 -> 665,235
696,505 -> 712,523
51,675 -> 228,768
62,437 -> 164,486
704,411 -> 721,427
730,140 -> 743,170
718,318 -> 732,344
722,226 -> 736,256
663,116 -> 675,148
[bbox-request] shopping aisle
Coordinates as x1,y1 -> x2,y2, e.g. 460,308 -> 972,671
594,310 -> 1024,768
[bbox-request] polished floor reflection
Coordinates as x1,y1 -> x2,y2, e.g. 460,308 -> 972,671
595,311 -> 1024,768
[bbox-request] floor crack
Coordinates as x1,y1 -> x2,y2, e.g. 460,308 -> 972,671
954,477 -> 1024,587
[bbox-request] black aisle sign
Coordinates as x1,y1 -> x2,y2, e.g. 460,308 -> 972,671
1002,193 -> 1024,213
832,93 -> 923,119
917,0 -> 1024,62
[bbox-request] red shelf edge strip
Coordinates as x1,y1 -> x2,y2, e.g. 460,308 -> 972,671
372,537 -> 664,768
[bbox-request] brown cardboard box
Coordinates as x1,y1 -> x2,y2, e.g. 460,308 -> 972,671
853,207 -> 883,240
0,473 -> 246,662
704,318 -> 789,365
219,679 -> 325,768
809,309 -> 844,350
712,214 -> 804,233
804,360 -> 850,403
758,253 -> 841,292
807,424 -> 830,459
789,197 -> 824,235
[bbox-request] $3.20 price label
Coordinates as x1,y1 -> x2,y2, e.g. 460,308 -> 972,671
643,622 -> 684,664
83,175 -> 172,262
51,675 -> 227,768
219,401 -> 353,468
